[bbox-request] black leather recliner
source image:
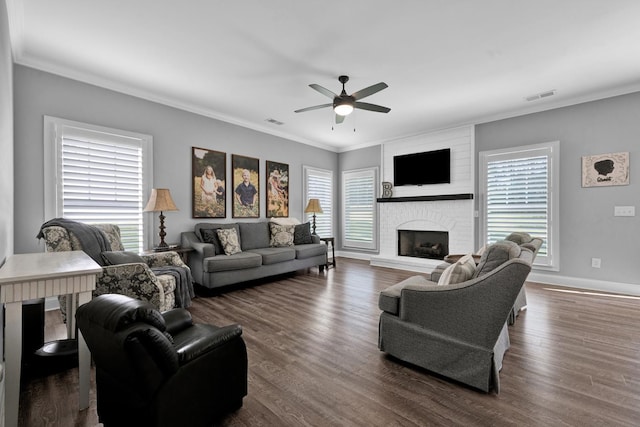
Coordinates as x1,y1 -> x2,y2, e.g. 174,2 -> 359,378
76,294 -> 247,427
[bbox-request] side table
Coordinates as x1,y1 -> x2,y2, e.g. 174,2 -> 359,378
319,237 -> 336,268
0,251 -> 102,427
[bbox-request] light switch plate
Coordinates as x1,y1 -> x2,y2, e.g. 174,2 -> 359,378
614,206 -> 635,217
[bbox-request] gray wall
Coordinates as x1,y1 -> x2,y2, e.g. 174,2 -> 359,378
0,0 -> 13,263
1,0 -> 13,410
476,92 -> 640,287
337,144 -> 381,253
13,65 -> 337,254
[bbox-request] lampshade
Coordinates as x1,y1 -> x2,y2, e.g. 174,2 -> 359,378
304,198 -> 323,214
144,188 -> 178,212
334,101 -> 354,116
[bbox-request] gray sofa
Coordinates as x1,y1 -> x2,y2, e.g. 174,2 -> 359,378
378,240 -> 534,393
181,221 -> 328,289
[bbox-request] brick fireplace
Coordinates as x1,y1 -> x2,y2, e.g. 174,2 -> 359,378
370,196 -> 475,273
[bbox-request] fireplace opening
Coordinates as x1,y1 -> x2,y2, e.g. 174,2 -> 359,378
398,230 -> 449,260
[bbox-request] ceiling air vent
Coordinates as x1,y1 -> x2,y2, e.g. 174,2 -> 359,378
265,118 -> 284,125
525,90 -> 556,102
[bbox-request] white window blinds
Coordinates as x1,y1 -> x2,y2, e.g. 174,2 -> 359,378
342,168 -> 377,250
304,166 -> 333,238
479,142 -> 559,269
44,117 -> 152,251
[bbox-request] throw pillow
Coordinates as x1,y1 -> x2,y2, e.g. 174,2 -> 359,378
200,228 -> 224,255
293,222 -> 313,244
269,217 -> 301,226
269,223 -> 295,247
437,254 -> 475,286
101,251 -> 146,266
216,228 -> 242,255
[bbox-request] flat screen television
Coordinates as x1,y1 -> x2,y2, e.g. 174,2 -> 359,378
393,148 -> 451,186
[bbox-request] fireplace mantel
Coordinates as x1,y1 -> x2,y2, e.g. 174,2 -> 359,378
377,193 -> 473,203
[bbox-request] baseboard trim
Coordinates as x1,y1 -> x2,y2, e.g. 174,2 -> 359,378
527,272 -> 640,296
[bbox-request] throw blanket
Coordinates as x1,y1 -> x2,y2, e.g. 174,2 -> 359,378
151,265 -> 195,308
37,218 -> 110,265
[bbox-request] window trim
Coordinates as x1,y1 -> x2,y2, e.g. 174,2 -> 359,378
43,116 -> 154,250
341,167 -> 378,251
478,141 -> 559,271
303,165 -> 333,238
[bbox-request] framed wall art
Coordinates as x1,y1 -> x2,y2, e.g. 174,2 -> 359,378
192,147 -> 226,218
266,160 -> 289,218
232,154 -> 260,218
581,151 -> 629,188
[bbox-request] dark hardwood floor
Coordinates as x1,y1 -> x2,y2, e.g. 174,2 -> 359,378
19,258 -> 640,426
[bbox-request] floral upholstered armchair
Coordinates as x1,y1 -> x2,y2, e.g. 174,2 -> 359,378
40,224 -> 186,318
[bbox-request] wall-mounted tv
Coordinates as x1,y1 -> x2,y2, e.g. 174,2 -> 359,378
393,148 -> 451,186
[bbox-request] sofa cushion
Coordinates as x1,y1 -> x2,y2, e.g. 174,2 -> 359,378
246,247 -> 296,265
203,252 -> 262,272
379,275 -> 430,315
294,243 -> 327,259
216,228 -> 242,255
238,222 -> 270,250
197,223 -> 240,255
269,223 -> 295,247
293,222 -> 313,245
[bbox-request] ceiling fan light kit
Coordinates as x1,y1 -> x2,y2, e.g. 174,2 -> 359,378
295,75 -> 390,124
334,99 -> 354,116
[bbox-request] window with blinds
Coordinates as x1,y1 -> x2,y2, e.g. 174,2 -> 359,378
342,168 -> 377,250
44,117 -> 152,252
479,142 -> 559,269
303,166 -> 333,238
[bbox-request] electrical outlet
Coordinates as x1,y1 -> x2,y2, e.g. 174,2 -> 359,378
591,258 -> 601,268
614,206 -> 635,217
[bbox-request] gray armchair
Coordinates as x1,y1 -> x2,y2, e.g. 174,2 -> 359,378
378,240 -> 534,393
430,232 -> 543,325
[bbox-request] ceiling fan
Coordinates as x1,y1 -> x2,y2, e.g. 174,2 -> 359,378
295,75 -> 390,124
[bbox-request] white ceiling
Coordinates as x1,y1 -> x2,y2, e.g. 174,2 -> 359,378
7,1 -> 640,152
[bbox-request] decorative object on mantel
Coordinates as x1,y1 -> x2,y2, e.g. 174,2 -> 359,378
144,188 -> 179,250
304,198 -> 323,235
381,181 -> 393,198
581,151 -> 629,187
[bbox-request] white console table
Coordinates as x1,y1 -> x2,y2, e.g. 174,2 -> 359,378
0,251 -> 101,427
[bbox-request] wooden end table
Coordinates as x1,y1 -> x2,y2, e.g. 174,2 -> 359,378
319,237 -> 336,268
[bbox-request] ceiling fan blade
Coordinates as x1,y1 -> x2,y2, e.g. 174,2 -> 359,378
309,84 -> 338,99
294,103 -> 332,113
354,101 -> 391,113
335,114 -> 345,124
351,82 -> 388,100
